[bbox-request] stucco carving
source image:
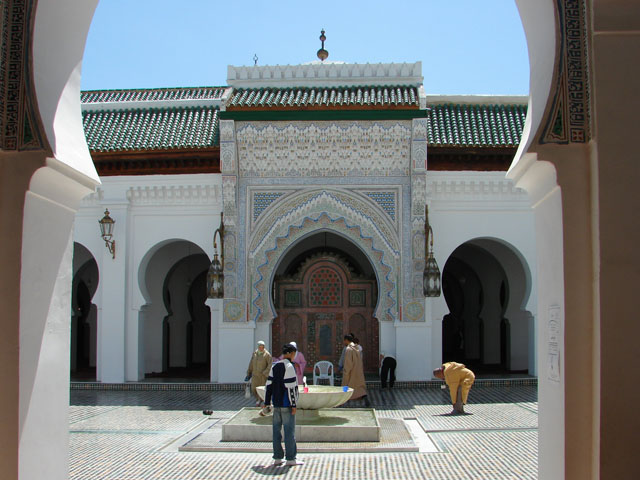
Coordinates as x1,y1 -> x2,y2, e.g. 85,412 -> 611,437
236,121 -> 412,178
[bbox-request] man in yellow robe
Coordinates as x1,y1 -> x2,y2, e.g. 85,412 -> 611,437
246,341 -> 272,406
341,334 -> 368,402
433,362 -> 475,414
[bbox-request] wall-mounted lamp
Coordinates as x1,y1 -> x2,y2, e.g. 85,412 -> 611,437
207,213 -> 225,299
423,205 -> 441,297
98,209 -> 116,259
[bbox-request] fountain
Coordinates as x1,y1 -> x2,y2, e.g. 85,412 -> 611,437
256,385 -> 352,410
221,384 -> 380,442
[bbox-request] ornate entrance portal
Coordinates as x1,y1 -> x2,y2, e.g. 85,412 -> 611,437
272,252 -> 379,374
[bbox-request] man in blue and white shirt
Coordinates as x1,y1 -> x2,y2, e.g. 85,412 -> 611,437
263,343 -> 303,466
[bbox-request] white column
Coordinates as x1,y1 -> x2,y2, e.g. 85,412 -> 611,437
97,204 -> 128,382
19,164 -> 96,480
207,298 -> 223,382
207,298 -> 256,383
394,321 -> 431,380
378,320 -> 396,358
125,306 -> 144,381
509,154 -> 564,480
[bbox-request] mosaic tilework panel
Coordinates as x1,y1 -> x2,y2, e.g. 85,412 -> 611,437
69,386 -> 538,480
430,430 -> 538,479
415,403 -> 538,431
252,192 -> 285,221
309,268 -> 342,306
362,191 -> 396,220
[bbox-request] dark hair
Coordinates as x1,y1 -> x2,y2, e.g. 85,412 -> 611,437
344,333 -> 354,342
353,337 -> 360,345
282,343 -> 297,354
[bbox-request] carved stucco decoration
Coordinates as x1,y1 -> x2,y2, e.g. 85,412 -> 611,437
247,189 -> 401,324
235,121 -> 412,178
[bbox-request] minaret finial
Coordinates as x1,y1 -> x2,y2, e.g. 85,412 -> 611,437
317,29 -> 329,62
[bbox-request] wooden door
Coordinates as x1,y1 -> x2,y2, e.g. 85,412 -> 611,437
273,253 -> 378,373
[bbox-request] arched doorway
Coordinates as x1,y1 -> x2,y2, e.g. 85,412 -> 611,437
272,232 -> 379,374
71,243 -> 98,380
139,241 -> 211,380
442,238 -> 533,375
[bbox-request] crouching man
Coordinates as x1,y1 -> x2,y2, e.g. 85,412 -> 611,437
262,343 -> 304,466
433,362 -> 475,414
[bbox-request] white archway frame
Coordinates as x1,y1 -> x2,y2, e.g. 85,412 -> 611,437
17,1 -> 565,479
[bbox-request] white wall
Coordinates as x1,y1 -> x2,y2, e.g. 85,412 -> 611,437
74,174 -> 222,381
426,171 -> 538,375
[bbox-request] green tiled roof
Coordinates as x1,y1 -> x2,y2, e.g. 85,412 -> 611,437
227,86 -> 419,110
82,107 -> 220,152
80,87 -> 526,152
81,87 -> 226,104
427,103 -> 526,148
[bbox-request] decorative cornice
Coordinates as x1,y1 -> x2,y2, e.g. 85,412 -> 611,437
427,172 -> 528,201
126,184 -> 221,205
227,62 -> 423,89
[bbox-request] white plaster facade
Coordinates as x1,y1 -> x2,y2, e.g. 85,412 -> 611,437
73,167 -> 537,383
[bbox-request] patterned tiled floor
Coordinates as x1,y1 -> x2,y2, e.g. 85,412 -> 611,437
70,386 -> 537,479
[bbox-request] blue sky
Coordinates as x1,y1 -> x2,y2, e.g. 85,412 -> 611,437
81,0 -> 529,95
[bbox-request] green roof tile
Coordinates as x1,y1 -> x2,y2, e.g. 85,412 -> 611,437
227,86 -> 420,110
82,107 -> 219,152
427,103 -> 526,147
81,87 -> 226,104
81,88 -> 526,152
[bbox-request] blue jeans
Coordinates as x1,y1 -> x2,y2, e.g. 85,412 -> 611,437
272,407 -> 297,461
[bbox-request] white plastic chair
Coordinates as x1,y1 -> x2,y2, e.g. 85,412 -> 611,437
313,361 -> 334,386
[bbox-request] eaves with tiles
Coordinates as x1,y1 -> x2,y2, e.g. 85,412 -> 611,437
81,62 -> 527,176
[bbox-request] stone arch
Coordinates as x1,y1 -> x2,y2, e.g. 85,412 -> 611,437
136,239 -> 210,377
248,189 -> 400,324
71,242 -> 98,379
442,236 -> 534,373
7,2 -> 580,480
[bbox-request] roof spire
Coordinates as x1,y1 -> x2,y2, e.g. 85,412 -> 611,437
317,29 -> 329,62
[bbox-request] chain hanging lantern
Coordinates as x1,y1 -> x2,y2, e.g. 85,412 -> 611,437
207,213 -> 225,299
423,205 -> 441,297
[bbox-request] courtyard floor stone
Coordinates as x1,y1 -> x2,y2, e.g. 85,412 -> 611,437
70,385 -> 537,479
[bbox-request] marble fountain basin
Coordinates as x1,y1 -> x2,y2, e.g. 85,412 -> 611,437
256,385 -> 353,410
220,385 -> 379,442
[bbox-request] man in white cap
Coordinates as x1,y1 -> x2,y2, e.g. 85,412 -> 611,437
245,341 -> 272,406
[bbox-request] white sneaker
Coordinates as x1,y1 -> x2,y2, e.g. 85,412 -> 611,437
285,459 -> 304,466
272,459 -> 284,466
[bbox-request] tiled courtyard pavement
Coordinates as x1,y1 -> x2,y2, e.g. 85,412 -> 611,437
69,385 -> 537,479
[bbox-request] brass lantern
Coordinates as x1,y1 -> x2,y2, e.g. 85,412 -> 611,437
207,213 -> 225,299
98,209 -> 116,259
423,205 -> 441,297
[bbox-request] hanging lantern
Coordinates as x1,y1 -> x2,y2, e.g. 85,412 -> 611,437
423,205 -> 441,297
207,252 -> 224,298
98,209 -> 116,259
207,213 -> 225,299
